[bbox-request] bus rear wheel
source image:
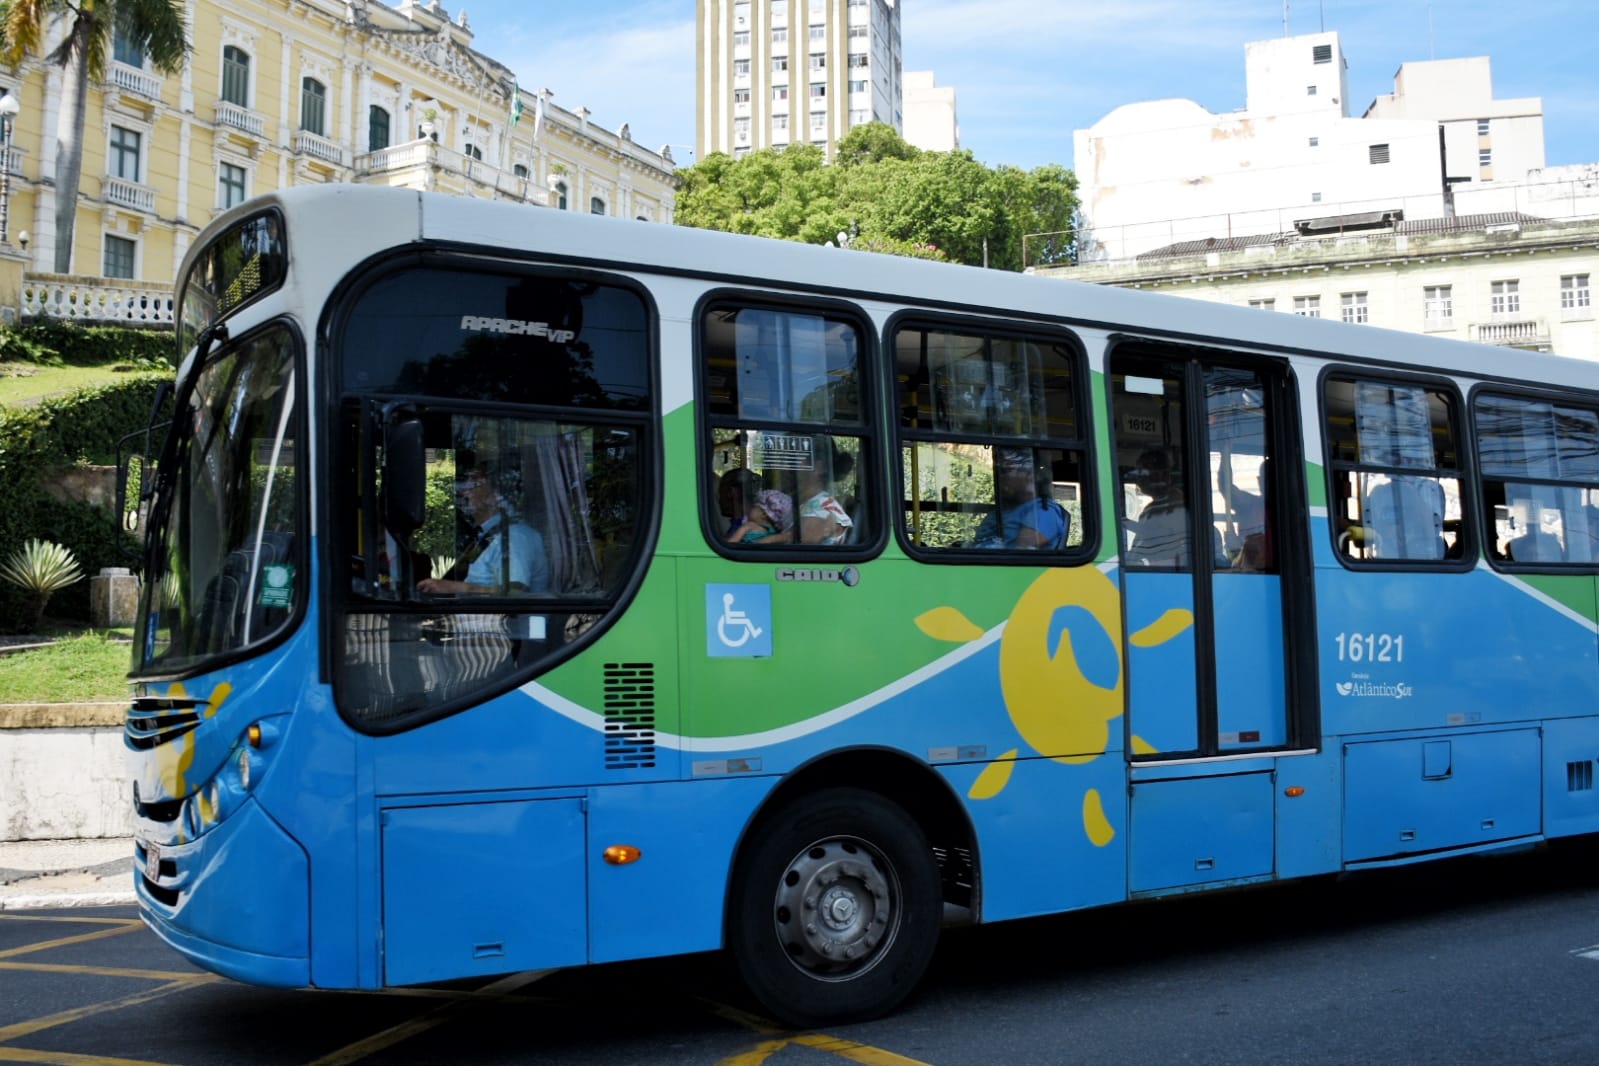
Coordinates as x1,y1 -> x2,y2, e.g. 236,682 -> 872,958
728,788 -> 941,1027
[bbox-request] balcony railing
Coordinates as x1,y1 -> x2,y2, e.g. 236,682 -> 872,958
353,138 -> 550,205
21,275 -> 174,325
215,101 -> 265,138
109,62 -> 162,101
1471,318 -> 1551,349
294,129 -> 345,166
104,176 -> 157,212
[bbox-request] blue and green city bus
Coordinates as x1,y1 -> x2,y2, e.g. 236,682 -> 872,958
126,184 -> 1599,1026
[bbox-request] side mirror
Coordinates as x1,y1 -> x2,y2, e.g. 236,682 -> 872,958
382,417 -> 427,537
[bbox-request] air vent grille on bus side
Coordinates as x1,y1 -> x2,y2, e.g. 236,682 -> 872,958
602,662 -> 656,770
1568,760 -> 1595,792
124,697 -> 207,750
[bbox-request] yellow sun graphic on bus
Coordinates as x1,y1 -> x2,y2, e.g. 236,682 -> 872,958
916,567 -> 1192,847
149,680 -> 233,801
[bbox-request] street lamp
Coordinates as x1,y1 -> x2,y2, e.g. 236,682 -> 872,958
0,91 -> 18,246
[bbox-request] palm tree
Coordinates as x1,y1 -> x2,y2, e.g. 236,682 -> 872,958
1,1 -> 188,273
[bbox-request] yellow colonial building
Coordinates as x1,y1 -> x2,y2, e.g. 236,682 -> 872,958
0,0 -> 679,322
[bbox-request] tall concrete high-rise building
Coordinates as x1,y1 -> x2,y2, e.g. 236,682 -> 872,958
697,0 -> 902,161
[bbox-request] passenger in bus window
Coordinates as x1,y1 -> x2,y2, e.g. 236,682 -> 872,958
418,461 -> 550,595
727,489 -> 795,544
717,467 -> 763,537
763,438 -> 855,545
1125,449 -> 1191,566
974,447 -> 1068,549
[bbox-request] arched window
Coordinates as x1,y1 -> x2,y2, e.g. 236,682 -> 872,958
464,144 -> 483,161
300,77 -> 326,136
368,105 -> 390,152
513,163 -> 529,179
222,46 -> 250,107
590,197 -> 607,216
554,181 -> 568,210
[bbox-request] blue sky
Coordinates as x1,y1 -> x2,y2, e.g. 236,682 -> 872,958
457,0 -> 1594,171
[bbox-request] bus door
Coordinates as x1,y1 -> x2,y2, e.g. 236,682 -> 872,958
1109,344 -> 1311,893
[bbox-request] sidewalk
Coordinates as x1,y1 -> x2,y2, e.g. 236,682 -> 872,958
0,838 -> 137,910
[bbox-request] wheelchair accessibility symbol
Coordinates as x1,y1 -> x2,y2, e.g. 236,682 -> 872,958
707,584 -> 772,658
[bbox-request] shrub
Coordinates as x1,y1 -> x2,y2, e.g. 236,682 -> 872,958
0,539 -> 85,632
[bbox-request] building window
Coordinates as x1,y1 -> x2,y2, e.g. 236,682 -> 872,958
735,117 -> 750,139
809,24 -> 825,40
368,105 -> 390,151
1477,118 -> 1490,136
734,30 -> 750,46
773,86 -> 788,101
103,235 -> 136,279
810,83 -> 826,97
734,59 -> 750,75
1312,43 -> 1332,64
773,27 -> 788,44
1308,136 -> 1319,147
772,57 -> 787,72
300,77 -> 326,135
849,54 -> 869,69
771,0 -> 786,15
735,88 -> 752,103
463,144 -> 482,161
810,54 -> 826,69
849,79 -> 868,93
774,114 -> 788,131
1369,143 -> 1390,164
1479,148 -> 1492,167
113,25 -> 145,67
591,197 -> 606,215
1491,280 -> 1520,316
1248,298 -> 1276,312
1561,274 -> 1592,317
1340,292 -> 1369,324
109,125 -> 141,181
218,162 -> 247,209
222,46 -> 250,107
1311,192 -> 1322,202
1293,296 -> 1321,318
1424,285 -> 1453,329
810,111 -> 825,131
849,24 -> 867,37
1306,85 -> 1317,96
513,163 -> 529,179
553,180 -> 568,210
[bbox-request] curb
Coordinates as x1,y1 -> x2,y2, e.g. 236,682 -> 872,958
0,890 -> 137,910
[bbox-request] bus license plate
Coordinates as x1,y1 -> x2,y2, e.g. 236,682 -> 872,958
144,842 -> 160,882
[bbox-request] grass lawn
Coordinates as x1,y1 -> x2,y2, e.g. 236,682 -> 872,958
0,629 -> 135,703
0,361 -> 142,407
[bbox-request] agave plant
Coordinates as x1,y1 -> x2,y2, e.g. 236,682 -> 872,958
0,539 -> 85,632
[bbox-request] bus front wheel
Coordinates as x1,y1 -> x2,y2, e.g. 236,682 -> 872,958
727,787 -> 941,1027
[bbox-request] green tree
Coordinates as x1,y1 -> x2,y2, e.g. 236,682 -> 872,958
1,0 -> 189,273
674,125 -> 1078,271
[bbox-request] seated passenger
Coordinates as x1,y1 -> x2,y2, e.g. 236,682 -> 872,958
974,447 -> 1068,549
1363,476 -> 1445,560
727,489 -> 796,544
717,467 -> 763,538
418,461 -> 550,595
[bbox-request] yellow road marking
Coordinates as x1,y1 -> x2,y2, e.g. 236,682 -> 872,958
0,917 -> 140,929
0,961 -> 214,982
0,979 -> 210,1045
305,970 -> 552,1066
701,998 -> 933,1066
0,1048 -> 179,1066
0,925 -> 143,961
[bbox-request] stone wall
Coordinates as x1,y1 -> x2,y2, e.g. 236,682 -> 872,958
0,704 -> 129,841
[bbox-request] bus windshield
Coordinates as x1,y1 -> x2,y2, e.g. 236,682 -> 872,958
134,325 -> 301,676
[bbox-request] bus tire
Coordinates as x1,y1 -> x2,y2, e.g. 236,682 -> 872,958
727,787 -> 941,1027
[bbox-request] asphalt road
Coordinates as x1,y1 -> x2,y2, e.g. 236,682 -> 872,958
3,841 -> 1597,1065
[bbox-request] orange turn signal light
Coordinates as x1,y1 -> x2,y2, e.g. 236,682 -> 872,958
247,723 -> 263,748
1283,785 -> 1305,798
603,845 -> 642,866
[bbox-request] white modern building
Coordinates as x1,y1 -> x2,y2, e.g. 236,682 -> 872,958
696,0 -> 903,160
1072,32 -> 1547,262
903,70 -> 958,152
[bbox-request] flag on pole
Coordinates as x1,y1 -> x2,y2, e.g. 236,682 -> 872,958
510,85 -> 523,126
532,91 -> 546,143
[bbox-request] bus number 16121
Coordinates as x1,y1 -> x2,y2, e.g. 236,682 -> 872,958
1335,632 -> 1405,662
